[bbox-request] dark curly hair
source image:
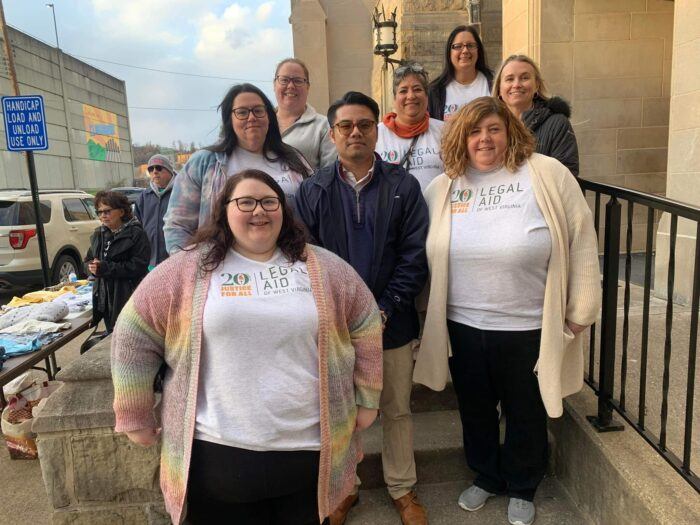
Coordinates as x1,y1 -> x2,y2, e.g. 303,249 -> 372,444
94,191 -> 133,221
188,169 -> 307,272
207,83 -> 311,178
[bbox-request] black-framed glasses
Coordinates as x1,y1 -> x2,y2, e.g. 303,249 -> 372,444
96,208 -> 114,216
147,165 -> 164,173
451,43 -> 478,52
275,76 -> 308,87
232,105 -> 267,120
333,119 -> 376,137
227,197 -> 281,212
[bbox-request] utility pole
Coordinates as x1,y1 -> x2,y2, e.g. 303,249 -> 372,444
46,3 -> 78,189
0,0 -> 51,287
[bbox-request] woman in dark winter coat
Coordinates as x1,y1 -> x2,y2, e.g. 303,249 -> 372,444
427,25 -> 493,121
85,191 -> 150,332
493,54 -> 579,177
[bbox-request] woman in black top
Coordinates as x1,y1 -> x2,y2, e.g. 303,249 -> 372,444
493,54 -> 579,177
427,25 -> 493,121
85,190 -> 150,332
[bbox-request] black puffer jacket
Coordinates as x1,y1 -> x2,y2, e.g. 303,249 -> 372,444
85,218 -> 150,331
522,96 -> 579,177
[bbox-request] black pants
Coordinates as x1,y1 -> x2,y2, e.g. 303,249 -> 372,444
447,321 -> 548,501
186,440 -> 329,525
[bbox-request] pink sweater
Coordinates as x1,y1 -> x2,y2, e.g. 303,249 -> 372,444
111,244 -> 383,523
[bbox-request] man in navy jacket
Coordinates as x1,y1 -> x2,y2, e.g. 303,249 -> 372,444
296,91 -> 429,525
134,154 -> 175,270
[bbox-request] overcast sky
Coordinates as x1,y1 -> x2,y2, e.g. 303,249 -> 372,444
5,0 -> 294,147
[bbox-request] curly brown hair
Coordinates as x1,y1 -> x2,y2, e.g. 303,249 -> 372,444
188,169 -> 307,272
441,96 -> 535,178
94,191 -> 133,221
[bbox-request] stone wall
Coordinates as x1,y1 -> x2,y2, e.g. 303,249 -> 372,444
32,339 -> 166,525
655,0 -> 700,304
371,0 -> 503,115
501,0 -> 674,252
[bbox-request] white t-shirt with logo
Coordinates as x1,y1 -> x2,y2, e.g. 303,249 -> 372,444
376,118 -> 445,192
443,72 -> 491,120
226,148 -> 305,205
447,163 -> 551,330
195,248 -> 320,451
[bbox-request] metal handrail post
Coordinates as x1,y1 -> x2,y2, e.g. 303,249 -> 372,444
588,196 -> 624,432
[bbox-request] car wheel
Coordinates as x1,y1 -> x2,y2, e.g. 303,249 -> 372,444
51,254 -> 80,285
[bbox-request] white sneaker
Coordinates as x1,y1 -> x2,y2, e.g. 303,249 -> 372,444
458,484 -> 495,511
508,497 -> 535,525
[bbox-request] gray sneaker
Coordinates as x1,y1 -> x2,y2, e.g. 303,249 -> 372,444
508,498 -> 535,525
458,485 -> 495,511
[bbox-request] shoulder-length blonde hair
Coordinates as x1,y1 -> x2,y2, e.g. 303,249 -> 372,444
491,54 -> 549,100
441,96 -> 535,178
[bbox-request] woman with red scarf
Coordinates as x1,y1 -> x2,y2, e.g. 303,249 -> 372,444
376,62 -> 445,192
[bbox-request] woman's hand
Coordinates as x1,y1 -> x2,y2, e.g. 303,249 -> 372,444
355,407 -> 378,431
566,320 -> 587,335
87,258 -> 101,276
125,428 -> 160,446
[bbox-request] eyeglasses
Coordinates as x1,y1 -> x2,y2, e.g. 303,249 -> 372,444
333,119 -> 376,136
451,43 -> 478,52
395,63 -> 425,76
96,208 -> 114,216
275,76 -> 308,87
147,165 -> 164,173
227,197 -> 281,212
232,105 -> 268,120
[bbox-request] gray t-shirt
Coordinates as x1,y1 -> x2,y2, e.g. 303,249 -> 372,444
447,163 -> 551,330
195,248 -> 320,451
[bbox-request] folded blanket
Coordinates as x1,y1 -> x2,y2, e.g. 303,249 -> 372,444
0,319 -> 71,335
0,332 -> 63,358
0,302 -> 69,330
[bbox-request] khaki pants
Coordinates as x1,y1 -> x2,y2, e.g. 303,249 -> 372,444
354,342 -> 417,499
379,341 -> 418,499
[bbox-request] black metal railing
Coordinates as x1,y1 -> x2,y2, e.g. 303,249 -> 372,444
579,179 -> 699,493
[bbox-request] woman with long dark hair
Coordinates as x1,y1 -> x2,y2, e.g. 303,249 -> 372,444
85,190 -> 150,333
427,25 -> 493,121
164,83 -> 312,253
112,170 -> 383,525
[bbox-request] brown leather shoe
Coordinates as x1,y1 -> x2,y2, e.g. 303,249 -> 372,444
328,492 -> 359,525
393,490 -> 428,525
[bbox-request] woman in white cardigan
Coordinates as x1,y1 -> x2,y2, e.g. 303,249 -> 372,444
415,97 -> 600,525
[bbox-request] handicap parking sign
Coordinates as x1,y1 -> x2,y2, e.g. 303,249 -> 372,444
2,95 -> 49,151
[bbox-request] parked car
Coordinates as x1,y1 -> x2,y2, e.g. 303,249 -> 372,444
0,190 -> 100,291
111,186 -> 144,205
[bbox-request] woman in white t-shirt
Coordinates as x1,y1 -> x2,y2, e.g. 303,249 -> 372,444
415,97 -> 600,525
427,25 -> 493,121
376,61 -> 444,192
164,83 -> 312,254
114,169 -> 383,524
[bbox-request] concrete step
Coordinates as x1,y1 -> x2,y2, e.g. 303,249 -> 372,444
357,409 -> 556,490
410,383 -> 458,413
357,410 -> 467,489
347,478 -> 587,525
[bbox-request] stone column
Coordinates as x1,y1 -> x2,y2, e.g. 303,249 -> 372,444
32,339 -> 167,525
654,0 -> 700,304
290,0 -> 331,113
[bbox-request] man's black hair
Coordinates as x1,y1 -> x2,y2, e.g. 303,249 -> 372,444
327,91 -> 380,127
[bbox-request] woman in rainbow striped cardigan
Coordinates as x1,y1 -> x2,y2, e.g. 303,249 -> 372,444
111,169 -> 383,524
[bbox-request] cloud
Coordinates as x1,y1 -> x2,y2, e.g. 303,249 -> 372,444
89,0 -> 200,44
256,2 -> 274,22
194,3 -> 292,73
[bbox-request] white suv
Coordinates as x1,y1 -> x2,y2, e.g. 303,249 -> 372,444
0,190 -> 99,291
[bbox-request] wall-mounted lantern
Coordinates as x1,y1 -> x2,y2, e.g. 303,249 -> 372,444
373,7 -> 402,66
